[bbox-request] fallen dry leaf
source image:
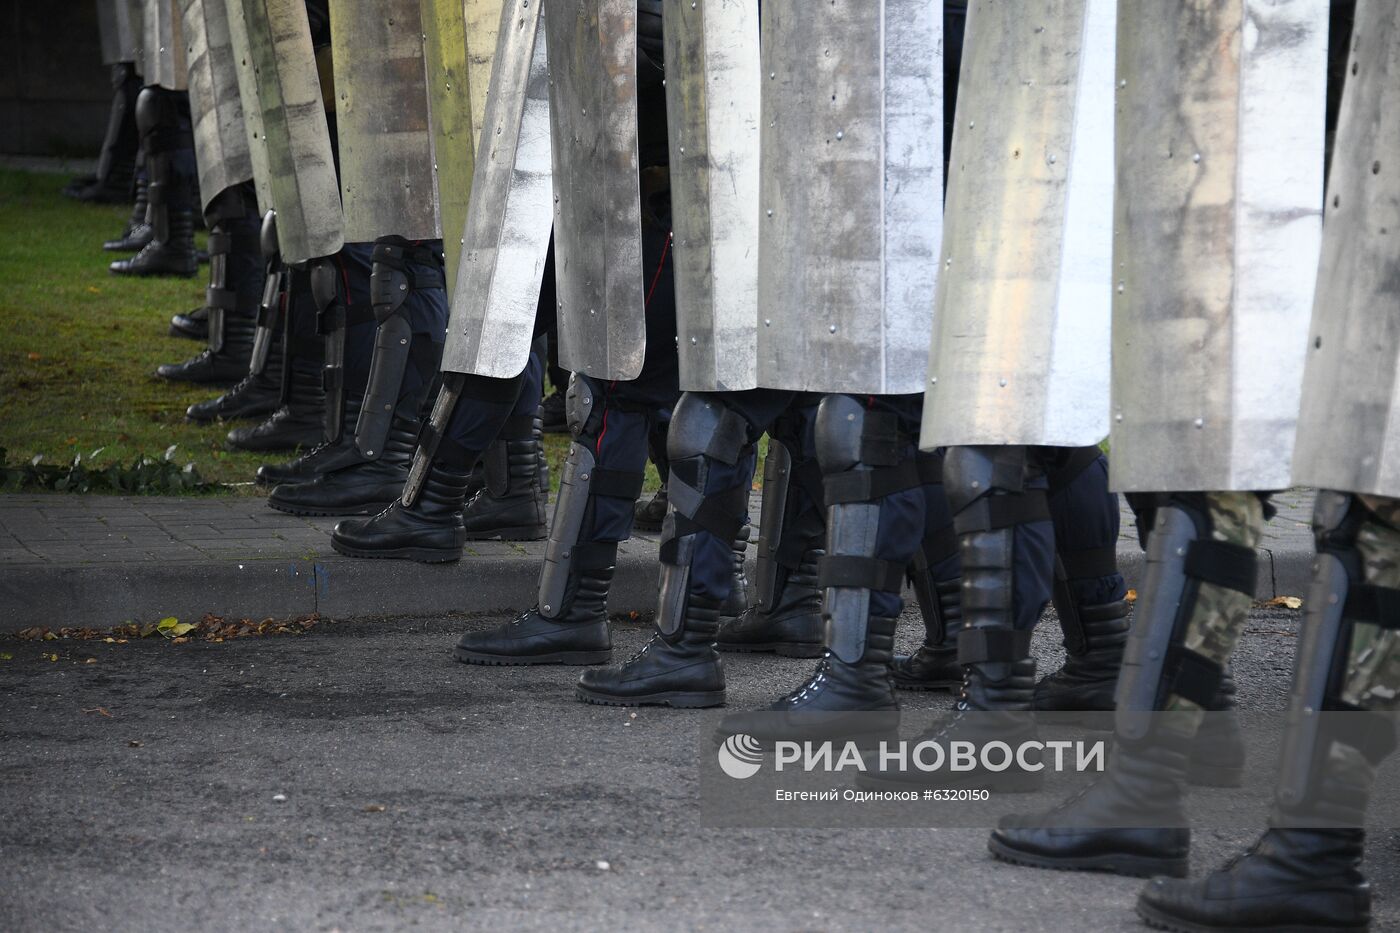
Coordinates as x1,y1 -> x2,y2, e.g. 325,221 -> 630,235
1260,596 -> 1304,610
1125,589 -> 1138,604
82,707 -> 113,718
26,352 -> 41,361
363,804 -> 386,813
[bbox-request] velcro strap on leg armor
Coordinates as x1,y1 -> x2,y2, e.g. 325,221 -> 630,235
817,555 -> 905,593
589,468 -> 646,501
1163,645 -> 1224,709
1343,583 -> 1400,628
953,489 -> 1050,535
205,287 -> 238,311
823,459 -> 922,505
1058,545 -> 1119,581
1183,539 -> 1257,597
662,484 -> 749,561
958,627 -> 1033,666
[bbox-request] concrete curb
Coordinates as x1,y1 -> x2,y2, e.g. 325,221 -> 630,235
0,536 -> 1316,634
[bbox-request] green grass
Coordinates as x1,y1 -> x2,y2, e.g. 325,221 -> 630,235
0,168 -> 659,494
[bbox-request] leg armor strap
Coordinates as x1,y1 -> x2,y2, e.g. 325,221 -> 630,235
309,257 -> 347,442
751,438 -> 792,611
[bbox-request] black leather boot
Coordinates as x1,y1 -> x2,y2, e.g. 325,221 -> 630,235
253,397 -> 361,486
891,578 -> 963,691
169,306 -> 209,341
461,418 -> 547,540
267,416 -> 416,516
109,197 -> 197,277
455,547 -> 616,666
716,546 -> 824,657
989,726 -> 1193,878
156,311 -> 257,384
634,483 -> 668,532
576,595 -> 726,708
719,616 -> 900,743
331,463 -> 472,563
1033,598 -> 1131,713
186,370 -> 281,424
226,364 -> 323,453
103,175 -> 151,252
1136,829 -> 1368,932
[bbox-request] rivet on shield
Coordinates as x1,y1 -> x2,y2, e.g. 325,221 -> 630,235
998,378 -> 1007,387
1192,153 -> 1201,163
828,325 -> 837,334
835,131 -> 844,141
1194,418 -> 1204,429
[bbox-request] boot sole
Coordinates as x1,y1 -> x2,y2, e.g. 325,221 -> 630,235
716,642 -> 825,659
267,500 -> 393,518
574,685 -> 725,709
633,520 -> 663,533
1135,900 -> 1365,933
330,538 -> 461,564
454,646 -> 612,666
185,408 -> 277,425
989,835 -> 1188,879
461,525 -> 547,541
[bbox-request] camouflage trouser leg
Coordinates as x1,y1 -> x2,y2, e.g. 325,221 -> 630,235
1275,493 -> 1400,823
1339,496 -> 1400,710
1163,492 -> 1266,729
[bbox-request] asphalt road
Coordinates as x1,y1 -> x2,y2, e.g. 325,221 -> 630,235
3,606 -> 1397,932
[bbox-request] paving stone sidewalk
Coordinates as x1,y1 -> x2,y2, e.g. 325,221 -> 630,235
0,488 -> 1317,632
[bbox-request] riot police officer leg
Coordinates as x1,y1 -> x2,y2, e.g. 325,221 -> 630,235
110,87 -> 198,278
461,349 -> 548,541
454,375 -> 649,664
71,62 -> 141,204
862,444 -> 1054,792
227,270 -> 327,452
191,212 -> 288,426
575,391 -> 761,705
270,239 -> 445,515
1138,492 -> 1395,930
332,367 -> 528,563
989,491 -> 1266,876
103,166 -> 152,252
157,182 -> 264,384
719,394 -> 924,739
716,401 -> 826,658
1033,447 -> 1131,716
891,449 -> 964,691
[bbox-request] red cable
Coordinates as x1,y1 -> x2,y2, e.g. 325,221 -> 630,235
644,233 -> 673,308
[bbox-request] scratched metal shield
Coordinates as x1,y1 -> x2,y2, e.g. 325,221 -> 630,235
236,0 -> 344,263
1293,0 -> 1400,499
99,0 -> 146,65
181,0 -> 254,210
420,0 -> 504,293
757,0 -> 942,395
921,0 -> 1115,449
544,0 -> 646,381
143,0 -> 188,89
1110,0 -> 1326,492
440,0 -> 554,378
224,0 -> 271,213
330,0 -> 439,241
664,0 -> 761,392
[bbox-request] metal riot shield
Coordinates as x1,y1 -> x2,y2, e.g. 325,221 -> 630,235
439,0 -> 554,378
234,0 -> 344,264
1293,0 -> 1400,498
1110,0 -> 1326,492
330,0 -> 439,241
920,0 -> 1115,449
420,0 -> 503,293
99,0 -> 146,65
544,0 -> 646,381
756,0 -> 942,395
181,0 -> 253,211
143,0 -> 188,90
224,0 -> 271,214
665,0 -> 761,392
